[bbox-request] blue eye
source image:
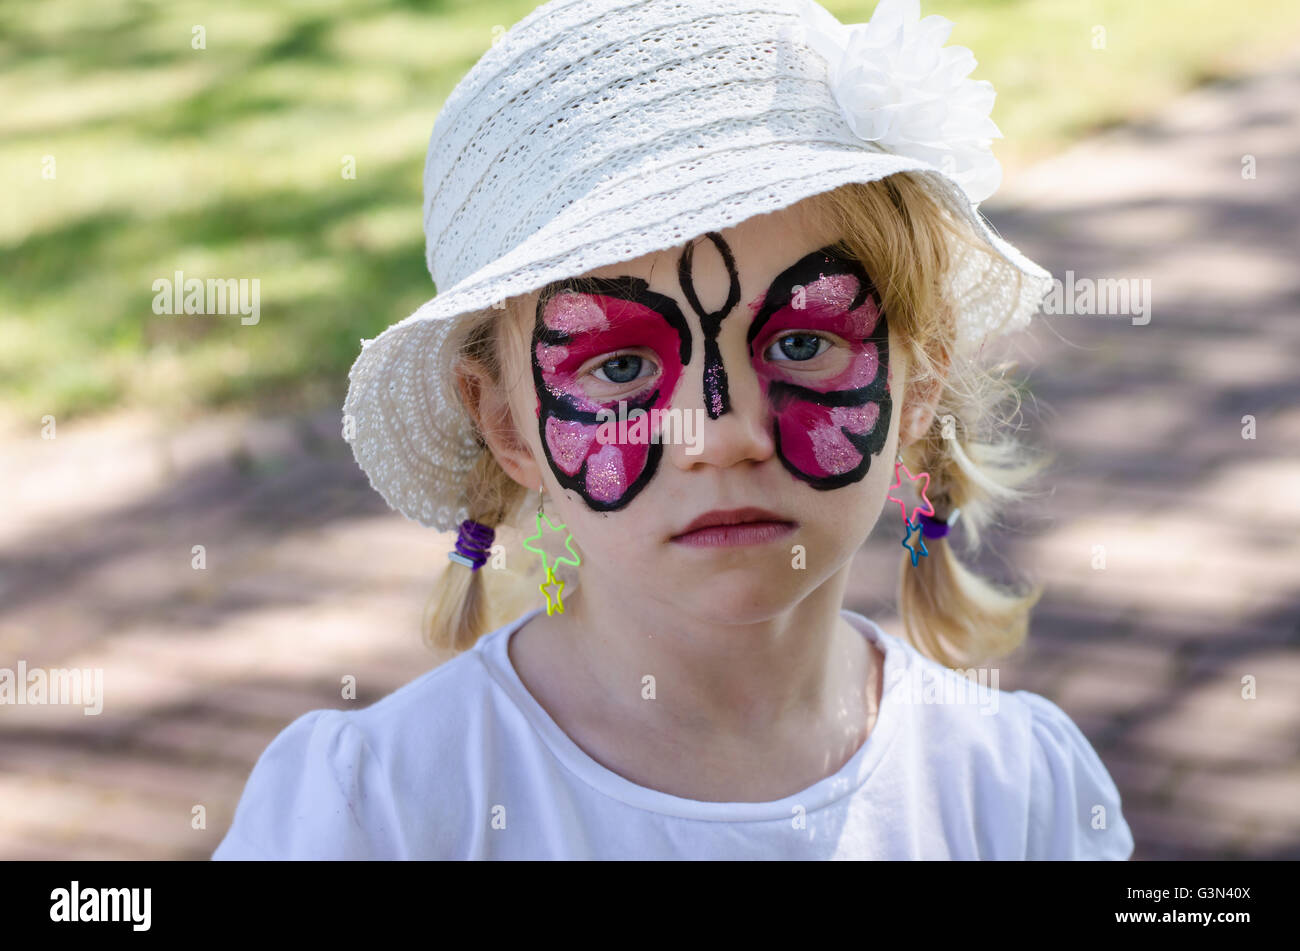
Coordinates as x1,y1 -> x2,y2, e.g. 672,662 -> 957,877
593,354 -> 650,384
766,333 -> 829,362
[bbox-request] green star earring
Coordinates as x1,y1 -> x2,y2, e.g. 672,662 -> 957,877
520,485 -> 581,616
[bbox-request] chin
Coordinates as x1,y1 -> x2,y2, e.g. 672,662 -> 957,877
660,568 -> 810,625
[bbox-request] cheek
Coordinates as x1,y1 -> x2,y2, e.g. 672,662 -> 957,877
542,417 -> 653,505
778,400 -> 882,478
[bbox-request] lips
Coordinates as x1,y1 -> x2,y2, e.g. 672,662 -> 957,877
672,506 -> 794,538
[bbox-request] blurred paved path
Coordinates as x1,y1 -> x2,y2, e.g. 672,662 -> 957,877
2,46 -> 1299,860
895,43 -> 1300,859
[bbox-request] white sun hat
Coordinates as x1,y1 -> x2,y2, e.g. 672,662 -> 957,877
342,0 -> 1054,532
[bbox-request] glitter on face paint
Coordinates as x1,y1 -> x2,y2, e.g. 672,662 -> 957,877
806,273 -> 882,336
848,297 -> 882,338
808,421 -> 861,475
546,293 -> 610,335
822,340 -> 879,389
536,343 -> 569,374
585,443 -> 628,503
545,417 -> 596,475
830,402 -> 881,434
705,362 -> 726,417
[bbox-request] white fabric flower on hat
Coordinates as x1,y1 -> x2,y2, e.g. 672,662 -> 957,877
797,0 -> 1003,204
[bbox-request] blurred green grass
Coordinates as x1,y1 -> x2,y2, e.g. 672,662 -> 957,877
3,0 -> 1299,428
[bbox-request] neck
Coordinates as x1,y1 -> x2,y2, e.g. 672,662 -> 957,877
554,563 -> 864,740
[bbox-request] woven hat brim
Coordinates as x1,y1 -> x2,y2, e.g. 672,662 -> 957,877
343,142 -> 1053,531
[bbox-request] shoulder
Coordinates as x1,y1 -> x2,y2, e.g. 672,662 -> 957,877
865,622 -> 1133,859
211,707 -> 397,859
343,629 -> 506,759
212,616 -> 529,860
1014,690 -> 1135,860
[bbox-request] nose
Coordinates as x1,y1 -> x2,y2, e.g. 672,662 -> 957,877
666,326 -> 775,472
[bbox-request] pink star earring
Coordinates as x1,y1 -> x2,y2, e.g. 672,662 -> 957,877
887,452 -> 959,567
887,452 -> 935,527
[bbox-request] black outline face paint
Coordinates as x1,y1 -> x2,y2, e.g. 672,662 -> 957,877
531,276 -> 692,511
746,247 -> 891,490
677,232 -> 742,419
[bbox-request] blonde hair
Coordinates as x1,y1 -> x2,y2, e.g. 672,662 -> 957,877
426,172 -> 1049,668
421,315 -> 529,654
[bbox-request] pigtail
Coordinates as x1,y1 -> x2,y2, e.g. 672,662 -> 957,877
421,308 -> 528,654
897,415 -> 1048,669
422,448 -> 526,653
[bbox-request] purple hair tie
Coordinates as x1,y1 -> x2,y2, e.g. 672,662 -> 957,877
448,519 -> 495,571
918,508 -> 961,539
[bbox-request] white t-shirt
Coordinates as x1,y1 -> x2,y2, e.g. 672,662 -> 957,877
212,607 -> 1133,860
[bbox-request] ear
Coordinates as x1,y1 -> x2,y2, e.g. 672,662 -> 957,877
897,346 -> 950,451
454,353 -> 544,493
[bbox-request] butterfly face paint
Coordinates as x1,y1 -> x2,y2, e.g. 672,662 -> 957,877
532,277 -> 692,510
746,249 -> 891,490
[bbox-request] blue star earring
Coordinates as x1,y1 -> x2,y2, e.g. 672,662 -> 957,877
901,516 -> 928,566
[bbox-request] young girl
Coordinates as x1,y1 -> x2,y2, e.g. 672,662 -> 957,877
213,0 -> 1133,860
